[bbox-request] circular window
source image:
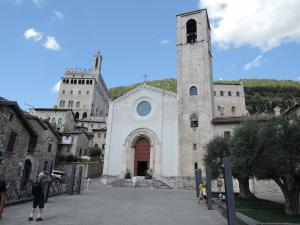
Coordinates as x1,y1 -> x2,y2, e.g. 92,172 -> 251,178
137,101 -> 151,116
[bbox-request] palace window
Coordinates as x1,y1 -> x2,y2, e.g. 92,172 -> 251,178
220,91 -> 224,96
218,105 -> 225,116
86,91 -> 89,95
62,90 -> 65,95
228,91 -> 232,96
78,80 -> 81,84
51,118 -> 56,124
70,90 -> 73,95
214,91 -> 216,96
236,91 -> 240,97
76,101 -> 80,108
58,118 -> 63,124
68,100 -> 73,107
74,80 -> 77,84
60,100 -> 65,107
190,114 -> 199,127
82,80 -> 85,84
78,91 -> 81,96
71,79 -> 74,84
186,19 -> 197,43
189,86 -> 197,96
231,106 -> 236,116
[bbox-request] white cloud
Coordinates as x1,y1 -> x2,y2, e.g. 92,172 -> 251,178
24,28 -> 42,42
160,39 -> 171,45
244,54 -> 263,71
43,36 -> 60,51
53,10 -> 64,20
200,0 -> 300,51
52,80 -> 61,93
32,0 -> 44,8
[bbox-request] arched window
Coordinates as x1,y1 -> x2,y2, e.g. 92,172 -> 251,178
189,86 -> 197,96
186,19 -> 197,43
68,100 -> 73,107
218,105 -> 225,116
190,114 -> 199,127
86,91 -> 89,95
228,91 -> 232,96
82,80 -> 85,84
62,90 -> 65,95
60,100 -> 65,107
66,79 -> 69,84
76,101 -> 80,108
74,80 -> 77,84
51,118 -> 56,124
58,118 -> 63,124
220,91 -> 224,96
78,91 -> 81,96
236,91 -> 240,97
75,112 -> 79,119
71,79 -> 73,84
78,80 -> 81,84
70,90 -> 73,95
82,112 -> 87,119
231,106 -> 236,116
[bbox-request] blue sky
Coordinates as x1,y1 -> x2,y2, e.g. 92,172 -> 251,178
0,0 -> 300,110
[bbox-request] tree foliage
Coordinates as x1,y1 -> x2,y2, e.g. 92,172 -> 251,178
109,78 -> 300,114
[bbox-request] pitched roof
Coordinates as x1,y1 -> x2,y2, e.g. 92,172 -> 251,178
0,100 -> 37,136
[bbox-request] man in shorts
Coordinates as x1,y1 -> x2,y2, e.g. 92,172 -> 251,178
29,172 -> 47,221
0,179 -> 6,220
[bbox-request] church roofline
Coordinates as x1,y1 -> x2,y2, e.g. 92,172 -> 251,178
111,84 -> 177,104
176,9 -> 207,17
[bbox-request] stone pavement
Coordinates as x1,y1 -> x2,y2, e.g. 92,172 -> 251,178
1,180 -> 227,225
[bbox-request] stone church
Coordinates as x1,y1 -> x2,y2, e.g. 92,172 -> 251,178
103,9 -> 247,188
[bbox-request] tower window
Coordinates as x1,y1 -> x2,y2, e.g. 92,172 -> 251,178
220,91 -> 224,96
189,86 -> 197,96
58,118 -> 63,124
193,143 -> 197,150
62,90 -> 65,95
60,100 -> 65,107
70,90 -> 73,95
71,79 -> 74,84
228,91 -> 232,96
74,80 -> 77,84
190,114 -> 199,127
78,91 -> 81,96
76,101 -> 80,108
82,80 -> 85,84
66,79 -> 69,84
186,19 -> 197,43
95,57 -> 99,68
236,91 -> 240,97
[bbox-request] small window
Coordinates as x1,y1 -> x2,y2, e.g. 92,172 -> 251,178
75,112 -> 79,119
228,91 -> 232,96
98,133 -> 101,138
70,90 -> 73,95
9,113 -> 14,121
90,80 -> 93,84
71,79 -> 74,84
51,118 -> 56,124
78,91 -> 81,96
86,91 -> 89,95
60,100 -> 65,107
74,80 -> 77,84
104,133 -> 106,138
81,123 -> 84,127
66,79 -> 69,84
62,90 -> 65,94
28,136 -> 37,152
224,131 -> 231,138
63,79 -> 66,83
194,162 -> 198,170
6,131 -> 17,152
102,144 -> 105,149
78,80 -> 81,84
236,91 -> 240,97
193,143 -> 197,150
214,91 -> 216,96
231,106 -> 236,116
82,112 -> 87,119
82,80 -> 85,84
220,91 -> 224,96
218,106 -> 225,116
190,114 -> 199,127
189,86 -> 197,96
76,101 -> 80,108
48,143 -> 52,152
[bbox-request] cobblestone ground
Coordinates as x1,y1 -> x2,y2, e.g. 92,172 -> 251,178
1,180 -> 227,225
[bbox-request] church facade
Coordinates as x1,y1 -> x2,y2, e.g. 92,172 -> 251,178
103,9 -> 247,188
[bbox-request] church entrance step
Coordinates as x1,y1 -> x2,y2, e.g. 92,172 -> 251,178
111,178 -> 172,189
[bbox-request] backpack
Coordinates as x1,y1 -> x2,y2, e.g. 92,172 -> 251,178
32,181 -> 42,195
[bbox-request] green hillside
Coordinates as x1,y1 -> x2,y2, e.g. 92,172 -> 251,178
109,78 -> 300,114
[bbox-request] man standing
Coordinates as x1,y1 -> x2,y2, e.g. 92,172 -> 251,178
0,179 -> 6,220
29,172 -> 47,221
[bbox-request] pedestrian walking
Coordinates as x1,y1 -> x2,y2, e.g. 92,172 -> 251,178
86,178 -> 91,190
203,184 -> 208,205
198,182 -> 204,204
28,172 -> 48,221
0,179 -> 6,220
132,176 -> 137,188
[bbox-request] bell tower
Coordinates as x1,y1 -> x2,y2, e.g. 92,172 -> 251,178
177,9 -> 215,180
93,52 -> 102,75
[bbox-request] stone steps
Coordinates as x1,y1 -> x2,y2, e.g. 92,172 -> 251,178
111,178 -> 172,189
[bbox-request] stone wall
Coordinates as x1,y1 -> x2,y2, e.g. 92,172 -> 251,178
55,161 -> 103,178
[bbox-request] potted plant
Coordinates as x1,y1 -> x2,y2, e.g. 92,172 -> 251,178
145,169 -> 153,179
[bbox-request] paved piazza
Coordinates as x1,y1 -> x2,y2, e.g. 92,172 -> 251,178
1,180 -> 227,225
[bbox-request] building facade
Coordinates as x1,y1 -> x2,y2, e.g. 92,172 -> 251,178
103,9 -> 247,188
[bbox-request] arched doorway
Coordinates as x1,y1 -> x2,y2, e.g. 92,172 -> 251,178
134,138 -> 150,176
21,159 -> 32,189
